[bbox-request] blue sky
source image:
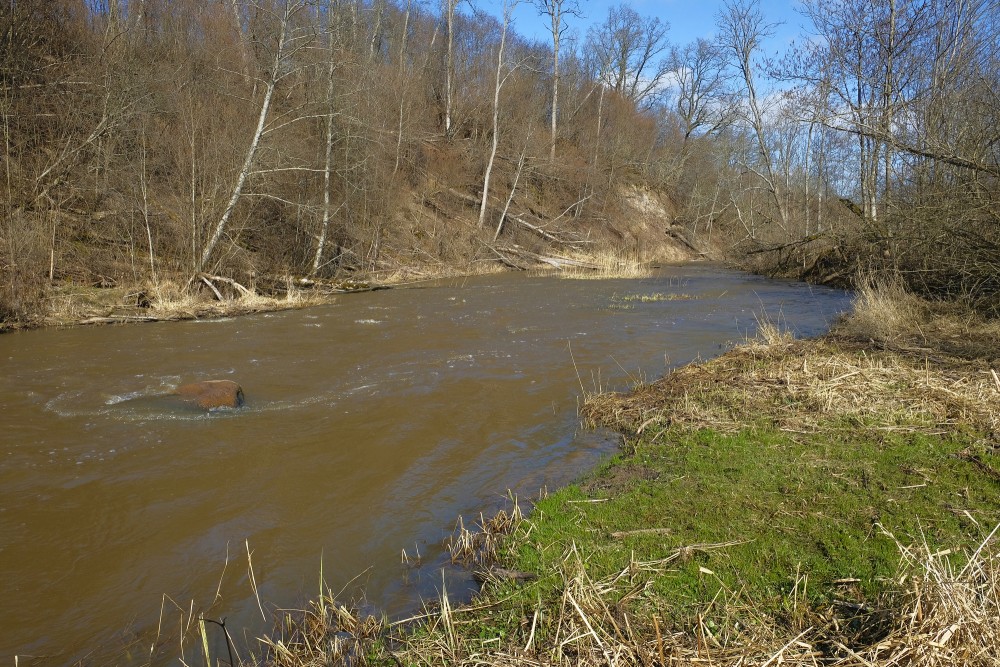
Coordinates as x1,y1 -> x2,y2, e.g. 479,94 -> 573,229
487,0 -> 805,58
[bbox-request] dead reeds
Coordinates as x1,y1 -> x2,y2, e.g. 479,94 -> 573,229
255,594 -> 385,667
447,494 -> 525,566
584,329 -> 999,438
846,524 -> 1000,667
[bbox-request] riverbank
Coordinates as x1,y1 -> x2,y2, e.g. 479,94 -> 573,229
0,241 -> 700,333
0,267 -> 474,332
247,282 -> 999,666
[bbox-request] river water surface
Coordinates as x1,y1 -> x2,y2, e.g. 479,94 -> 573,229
0,267 -> 852,664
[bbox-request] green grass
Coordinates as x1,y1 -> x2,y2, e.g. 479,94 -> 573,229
496,424 -> 999,630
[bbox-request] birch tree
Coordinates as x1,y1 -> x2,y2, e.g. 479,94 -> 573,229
312,0 -> 343,275
478,0 -> 519,228
197,0 -> 309,274
442,0 -> 458,136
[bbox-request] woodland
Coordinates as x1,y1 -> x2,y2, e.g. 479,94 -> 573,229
2,0 -> 998,324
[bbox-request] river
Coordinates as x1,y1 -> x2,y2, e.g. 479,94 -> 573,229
0,266 -> 852,664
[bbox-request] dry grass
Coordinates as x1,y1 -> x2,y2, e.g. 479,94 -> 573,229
447,495 -> 525,566
584,305 -> 1000,438
255,594 -> 385,667
148,279 -> 330,321
858,524 -> 1000,667
375,528 -> 1000,667
558,246 -> 656,280
847,276 -> 931,344
841,277 -> 1000,362
616,292 -> 696,303
42,277 -> 335,326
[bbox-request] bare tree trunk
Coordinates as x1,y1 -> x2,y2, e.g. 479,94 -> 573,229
478,0 -> 517,228
805,120 -> 813,236
312,6 -> 338,275
495,147 -> 526,241
139,136 -> 157,284
394,0 -> 411,175
550,27 -> 559,162
229,0 -> 253,85
189,109 -> 197,270
199,1 -> 294,273
443,0 -> 457,137
718,0 -> 789,234
537,0 -> 577,162
369,0 -> 386,60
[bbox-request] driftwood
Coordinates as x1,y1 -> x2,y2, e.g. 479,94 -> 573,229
79,314 -> 165,325
497,244 -> 600,270
511,214 -> 592,247
446,187 -> 482,207
485,243 -> 528,270
292,277 -> 386,294
197,273 -> 253,299
513,215 -> 562,242
665,226 -> 701,254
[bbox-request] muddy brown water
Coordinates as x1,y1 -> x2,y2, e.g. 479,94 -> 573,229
0,267 -> 852,664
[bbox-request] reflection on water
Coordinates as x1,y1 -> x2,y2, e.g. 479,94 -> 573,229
0,266 -> 852,663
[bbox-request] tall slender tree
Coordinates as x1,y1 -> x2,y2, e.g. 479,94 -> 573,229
533,0 -> 580,162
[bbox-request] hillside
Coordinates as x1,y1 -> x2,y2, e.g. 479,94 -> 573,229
3,0 -> 998,327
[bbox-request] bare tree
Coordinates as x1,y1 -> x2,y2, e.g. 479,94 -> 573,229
585,4 -> 671,108
312,0 -> 343,275
670,38 -> 735,144
716,0 -> 790,234
442,0 -> 458,136
796,0 -> 927,229
533,0 -> 581,161
478,0 -> 520,228
198,0 -> 310,274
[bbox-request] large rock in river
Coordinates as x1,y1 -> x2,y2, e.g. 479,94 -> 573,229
173,380 -> 245,410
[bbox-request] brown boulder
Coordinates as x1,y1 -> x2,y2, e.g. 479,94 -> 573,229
173,380 -> 245,410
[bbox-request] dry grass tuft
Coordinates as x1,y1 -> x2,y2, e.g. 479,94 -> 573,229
447,495 -> 525,566
256,594 -> 385,667
558,246 -> 656,279
839,278 -> 1000,362
851,524 -> 1000,667
847,276 -> 930,344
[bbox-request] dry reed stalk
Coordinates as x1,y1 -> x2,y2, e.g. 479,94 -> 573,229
556,246 -> 655,280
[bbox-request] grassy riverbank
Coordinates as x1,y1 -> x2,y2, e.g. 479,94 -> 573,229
245,282 -> 1000,667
